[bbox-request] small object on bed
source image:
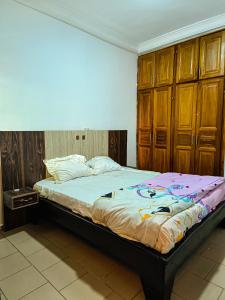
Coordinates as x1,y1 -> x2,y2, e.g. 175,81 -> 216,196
86,156 -> 122,175
43,154 -> 93,182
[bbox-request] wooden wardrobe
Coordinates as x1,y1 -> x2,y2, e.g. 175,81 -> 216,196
137,30 -> 225,176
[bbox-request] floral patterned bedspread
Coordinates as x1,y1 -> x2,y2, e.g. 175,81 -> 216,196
91,173 -> 225,253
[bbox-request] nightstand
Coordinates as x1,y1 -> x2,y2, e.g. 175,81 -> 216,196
3,187 -> 39,231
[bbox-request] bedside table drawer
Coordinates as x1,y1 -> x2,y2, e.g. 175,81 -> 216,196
4,189 -> 39,210
13,194 -> 38,209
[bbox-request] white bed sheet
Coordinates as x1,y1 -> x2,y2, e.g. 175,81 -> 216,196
34,168 -> 160,218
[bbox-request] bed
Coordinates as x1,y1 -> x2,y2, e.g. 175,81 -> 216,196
35,167 -> 225,300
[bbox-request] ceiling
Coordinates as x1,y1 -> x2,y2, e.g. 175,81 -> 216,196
15,0 -> 225,53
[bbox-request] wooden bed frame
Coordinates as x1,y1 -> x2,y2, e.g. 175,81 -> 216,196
39,197 -> 225,300
1,130 -> 225,299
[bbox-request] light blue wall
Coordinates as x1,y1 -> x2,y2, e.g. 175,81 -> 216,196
0,0 -> 137,166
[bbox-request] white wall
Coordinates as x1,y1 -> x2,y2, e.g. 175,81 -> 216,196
0,0 -> 137,166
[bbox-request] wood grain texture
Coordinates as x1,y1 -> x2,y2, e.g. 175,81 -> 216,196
195,78 -> 224,175
137,89 -> 153,170
0,132 -> 24,190
45,130 -> 108,161
108,131 -> 127,166
155,46 -> 174,87
152,86 -> 172,172
173,83 -> 198,174
137,29 -> 225,176
176,38 -> 199,83
0,132 -> 46,190
23,132 -> 45,187
200,31 -> 225,79
138,53 -> 155,89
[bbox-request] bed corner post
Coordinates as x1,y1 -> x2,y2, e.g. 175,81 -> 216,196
140,262 -> 175,300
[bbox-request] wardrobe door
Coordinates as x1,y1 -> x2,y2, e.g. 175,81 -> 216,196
152,86 -> 172,172
173,83 -> 198,174
155,47 -> 174,87
199,31 -> 225,79
176,39 -> 199,83
137,90 -> 153,170
195,78 -> 224,175
138,53 -> 155,89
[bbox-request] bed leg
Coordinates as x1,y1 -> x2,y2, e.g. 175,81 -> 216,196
141,274 -> 174,300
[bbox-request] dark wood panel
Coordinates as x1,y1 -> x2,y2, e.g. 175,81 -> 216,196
0,131 -> 45,191
0,131 -> 24,190
22,132 -> 45,187
108,130 -> 127,166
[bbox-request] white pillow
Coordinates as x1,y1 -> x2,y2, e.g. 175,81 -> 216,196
86,156 -> 121,175
46,154 -> 86,164
44,154 -> 92,182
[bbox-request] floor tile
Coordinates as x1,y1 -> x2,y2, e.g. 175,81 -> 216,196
205,228 -> 225,247
0,290 -> 7,300
21,283 -> 64,300
27,247 -> 65,271
0,252 -> 30,280
105,291 -> 125,300
42,257 -> 87,290
61,273 -> 112,300
174,271 -> 222,300
62,238 -> 96,262
0,238 -> 17,259
15,237 -> 45,256
105,264 -> 142,300
79,247 -> 118,278
0,266 -> 46,300
202,243 -> 225,266
171,293 -> 184,300
206,264 -> 225,289
219,290 -> 225,300
5,230 -> 33,246
42,227 -> 76,248
184,255 -> 215,278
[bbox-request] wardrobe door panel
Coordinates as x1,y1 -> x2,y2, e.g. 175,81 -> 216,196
199,31 -> 225,79
138,53 -> 155,89
176,39 -> 199,83
138,146 -> 152,170
155,47 -> 174,87
195,78 -> 224,175
174,83 -> 197,174
152,86 -> 172,172
138,90 -> 152,129
137,90 -> 153,170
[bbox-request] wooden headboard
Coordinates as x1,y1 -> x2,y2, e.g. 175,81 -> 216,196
0,130 -> 127,190
0,130 -> 127,225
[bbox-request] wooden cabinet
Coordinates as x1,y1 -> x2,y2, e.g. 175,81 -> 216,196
173,83 -> 198,173
137,30 -> 225,176
137,90 -> 153,169
176,39 -> 199,83
152,86 -> 172,172
199,31 -> 225,79
195,78 -> 224,175
155,47 -> 174,87
138,53 -> 155,89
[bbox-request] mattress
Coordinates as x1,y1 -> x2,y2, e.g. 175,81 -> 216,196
34,167 -> 160,218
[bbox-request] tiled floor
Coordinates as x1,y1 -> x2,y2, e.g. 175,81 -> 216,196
0,222 -> 225,300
